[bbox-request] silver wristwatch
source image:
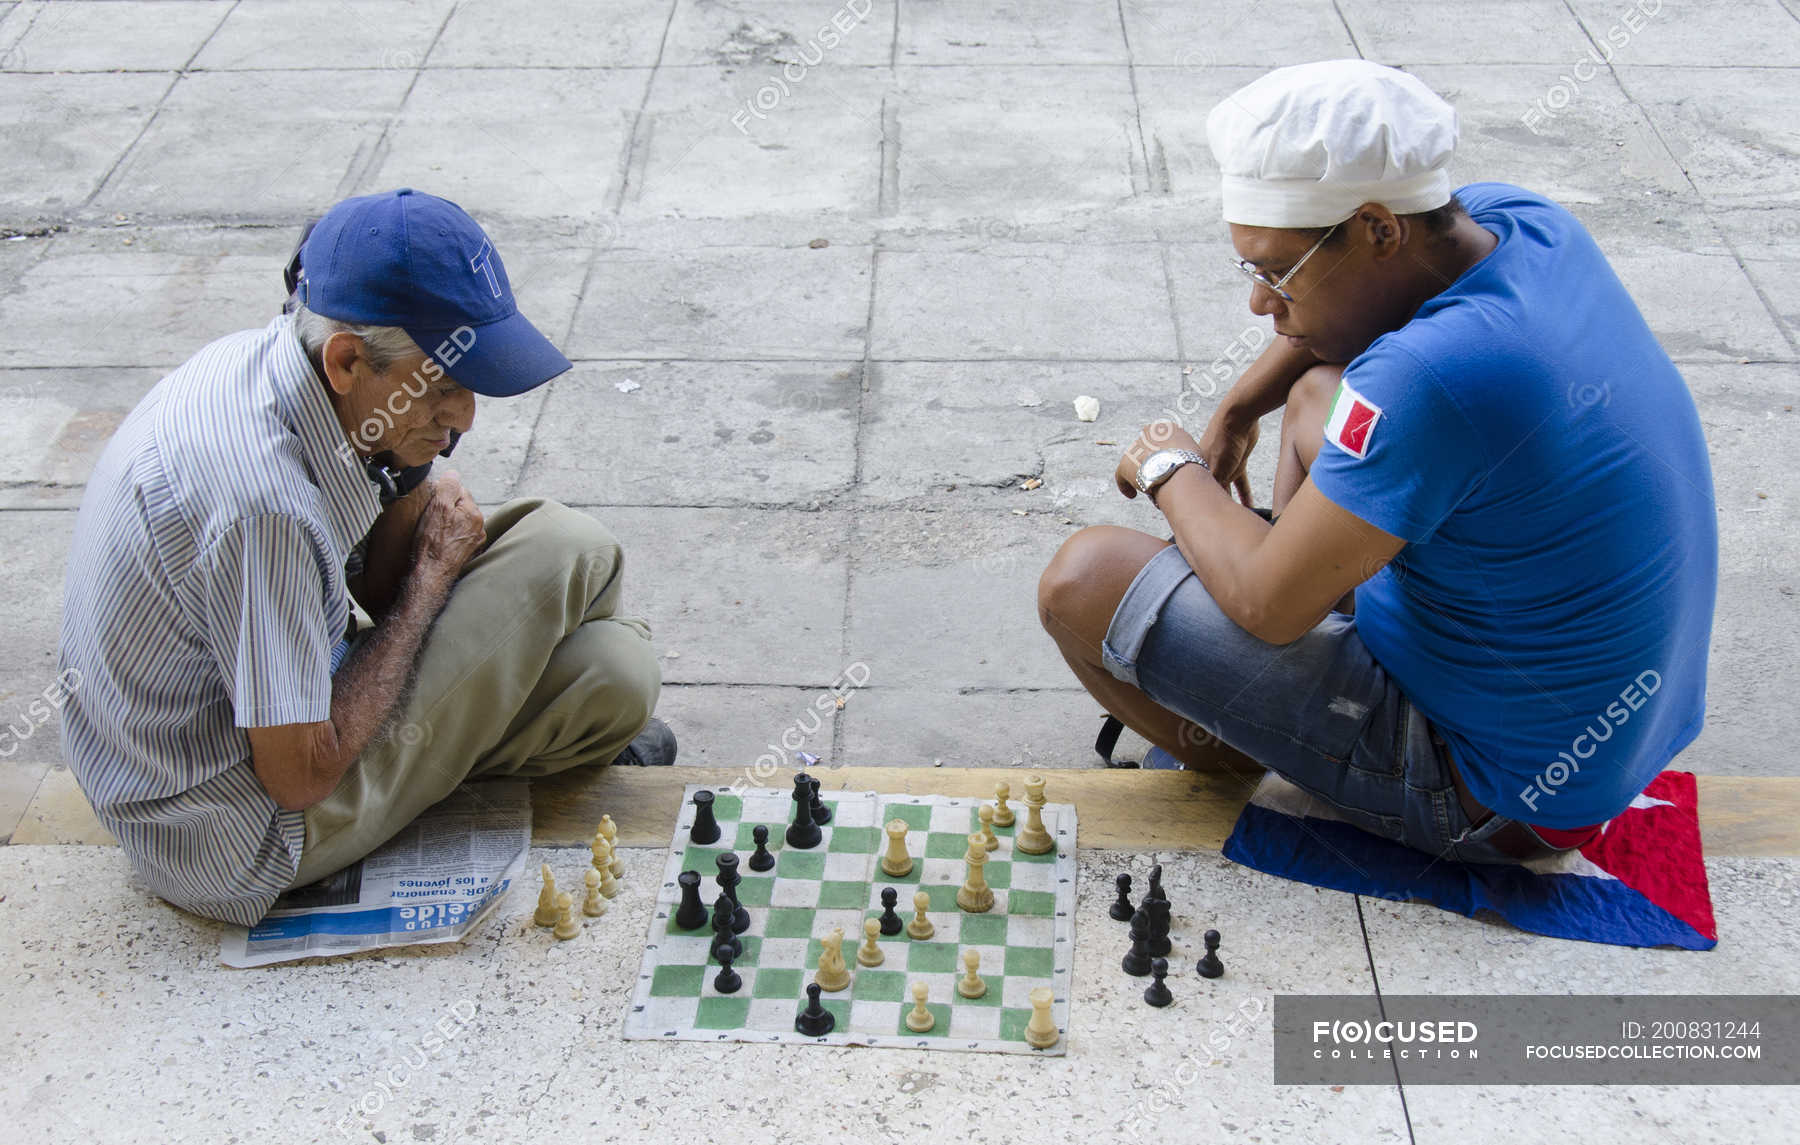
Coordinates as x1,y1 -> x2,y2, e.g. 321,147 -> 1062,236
1135,449 -> 1210,499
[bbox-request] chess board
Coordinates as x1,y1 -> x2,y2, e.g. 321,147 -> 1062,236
624,784 -> 1078,1055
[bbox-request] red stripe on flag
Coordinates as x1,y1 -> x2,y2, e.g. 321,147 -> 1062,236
1339,401 -> 1376,454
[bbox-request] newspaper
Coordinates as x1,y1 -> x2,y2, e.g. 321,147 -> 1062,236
220,780 -> 531,968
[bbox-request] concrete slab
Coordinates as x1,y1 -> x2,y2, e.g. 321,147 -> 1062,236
519,359 -> 860,505
1620,64 -> 1800,206
651,682 -> 852,771
94,69 -> 413,220
566,243 -> 872,359
0,0 -> 225,72
0,509 -> 77,832
1362,857 -> 1800,1145
662,0 -> 895,68
840,686 -> 1105,770
1118,0 -> 1356,68
0,72 -> 168,221
1568,0 -> 1800,68
6,763 -> 107,845
897,0 -> 1127,65
0,368 -> 165,506
1604,246 -> 1791,362
428,0 -> 671,69
191,0 -> 453,72
0,756 -> 45,843
1338,0 -> 1591,65
872,244 -> 1178,360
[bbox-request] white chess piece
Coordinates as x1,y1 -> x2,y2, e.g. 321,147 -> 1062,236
857,918 -> 885,967
906,981 -> 935,1033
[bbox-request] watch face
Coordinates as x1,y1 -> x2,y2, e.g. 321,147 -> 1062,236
1140,452 -> 1177,488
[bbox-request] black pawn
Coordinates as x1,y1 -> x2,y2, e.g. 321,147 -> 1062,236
785,772 -> 822,849
709,895 -> 742,962
1147,899 -> 1173,959
795,982 -> 835,1037
716,852 -> 750,934
673,870 -> 708,930
877,887 -> 903,936
748,824 -> 775,872
1143,957 -> 1173,1007
689,789 -> 721,845
1145,862 -> 1166,906
1196,928 -> 1224,979
1121,906 -> 1153,977
807,776 -> 832,825
1109,873 -> 1134,922
713,945 -> 742,994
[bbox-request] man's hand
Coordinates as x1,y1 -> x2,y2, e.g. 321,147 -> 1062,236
1114,421 -> 1204,500
1197,407 -> 1260,507
412,471 -> 485,583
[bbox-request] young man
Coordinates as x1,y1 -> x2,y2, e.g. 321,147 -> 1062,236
1038,60 -> 1716,863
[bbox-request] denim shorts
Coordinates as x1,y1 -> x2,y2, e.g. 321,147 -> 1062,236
1102,545 -> 1531,865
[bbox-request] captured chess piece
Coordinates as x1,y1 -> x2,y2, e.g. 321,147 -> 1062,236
673,870 -> 708,930
1147,898 -> 1172,959
1015,774 -> 1054,855
795,983 -> 835,1037
786,772 -> 822,849
906,890 -> 935,940
597,813 -> 624,878
713,945 -> 742,995
1121,906 -> 1153,977
533,864 -> 559,928
906,981 -> 935,1033
807,775 -> 833,825
857,918 -> 885,967
1144,957 -> 1173,1007
1110,873 -> 1135,922
956,832 -> 995,913
591,838 -> 620,898
814,926 -> 852,992
715,852 -> 751,934
1023,986 -> 1059,1049
689,789 -> 721,845
1196,929 -> 1225,979
710,895 -> 742,963
748,824 -> 776,872
978,804 -> 999,852
877,887 -> 904,936
956,949 -> 987,999
880,819 -> 913,878
582,868 -> 608,918
552,891 -> 581,940
1145,862 -> 1166,906
992,781 -> 1015,827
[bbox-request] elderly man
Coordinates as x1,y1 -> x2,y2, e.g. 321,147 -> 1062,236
58,189 -> 671,926
1038,61 -> 1716,863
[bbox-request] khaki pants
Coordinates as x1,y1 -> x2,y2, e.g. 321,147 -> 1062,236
292,498 -> 659,887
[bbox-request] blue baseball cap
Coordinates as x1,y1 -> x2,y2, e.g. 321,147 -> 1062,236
289,188 -> 571,397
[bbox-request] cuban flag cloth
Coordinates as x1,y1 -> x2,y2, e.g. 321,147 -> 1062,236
1221,768 -> 1717,950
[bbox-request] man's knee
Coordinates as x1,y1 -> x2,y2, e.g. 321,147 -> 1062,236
1037,526 -> 1166,637
1283,363 -> 1343,432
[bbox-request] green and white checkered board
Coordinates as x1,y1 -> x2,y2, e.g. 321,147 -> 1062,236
624,784 -> 1078,1055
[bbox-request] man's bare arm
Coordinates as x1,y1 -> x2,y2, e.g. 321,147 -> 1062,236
346,479 -> 435,622
1196,336 -> 1320,503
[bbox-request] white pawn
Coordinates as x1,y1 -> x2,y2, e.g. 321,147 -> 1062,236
978,804 -> 999,852
552,891 -> 581,940
906,981 -> 935,1033
957,949 -> 986,999
906,890 -> 935,940
857,918 -> 885,967
597,814 -> 624,879
582,868 -> 608,918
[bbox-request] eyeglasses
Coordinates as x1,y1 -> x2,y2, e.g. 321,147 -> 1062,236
1230,219 -> 1345,302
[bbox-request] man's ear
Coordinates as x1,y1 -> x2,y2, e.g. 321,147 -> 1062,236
320,331 -> 365,397
1358,203 -> 1406,261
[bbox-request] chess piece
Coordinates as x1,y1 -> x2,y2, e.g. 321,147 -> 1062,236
673,870 -> 708,930
992,781 -> 1015,827
906,981 -> 935,1033
956,949 -> 986,999
795,983 -> 835,1036
591,839 -> 620,898
1121,906 -> 1153,977
582,868 -> 608,918
1196,929 -> 1224,979
1015,773 -> 1054,855
786,772 -> 822,849
1024,986 -> 1059,1048
956,832 -> 995,913
857,918 -> 885,967
533,864 -> 558,927
814,926 -> 851,992
709,895 -> 742,963
1147,899 -> 1172,959
877,887 -> 904,936
552,891 -> 580,940
906,890 -> 935,940
713,945 -> 742,995
1144,957 -> 1173,1007
1110,873 -> 1135,922
748,824 -> 775,872
597,813 -> 624,878
807,775 -> 832,825
715,852 -> 750,934
880,819 -> 913,878
689,789 -> 721,845
1145,862 -> 1166,906
977,804 -> 999,852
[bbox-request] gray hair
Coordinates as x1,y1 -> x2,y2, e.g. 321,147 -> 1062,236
290,298 -> 423,374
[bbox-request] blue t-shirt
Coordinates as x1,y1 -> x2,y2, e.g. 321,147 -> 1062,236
1310,183 -> 1717,828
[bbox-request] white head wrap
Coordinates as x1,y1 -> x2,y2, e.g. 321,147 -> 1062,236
1206,60 -> 1458,228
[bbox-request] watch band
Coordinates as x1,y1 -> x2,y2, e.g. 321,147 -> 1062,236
1137,449 -> 1211,497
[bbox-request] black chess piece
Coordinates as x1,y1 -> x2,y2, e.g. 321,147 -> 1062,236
1147,898 -> 1173,959
689,789 -> 721,845
715,852 -> 751,934
1110,873 -> 1135,922
713,945 -> 742,994
785,772 -> 822,849
673,870 -> 708,930
795,982 -> 835,1037
877,886 -> 903,936
748,824 -> 776,872
1121,906 -> 1153,977
1196,928 -> 1224,979
1145,862 -> 1166,906
807,775 -> 833,825
1143,957 -> 1173,1007
709,895 -> 742,962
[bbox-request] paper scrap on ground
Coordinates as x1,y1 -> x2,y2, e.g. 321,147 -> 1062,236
1073,396 -> 1100,421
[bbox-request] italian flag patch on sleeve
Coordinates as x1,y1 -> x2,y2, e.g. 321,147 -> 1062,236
1323,380 -> 1381,459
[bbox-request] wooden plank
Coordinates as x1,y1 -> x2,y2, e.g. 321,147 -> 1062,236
1695,775 -> 1800,858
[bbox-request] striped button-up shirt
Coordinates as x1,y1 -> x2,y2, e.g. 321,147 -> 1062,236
58,314 -> 380,925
